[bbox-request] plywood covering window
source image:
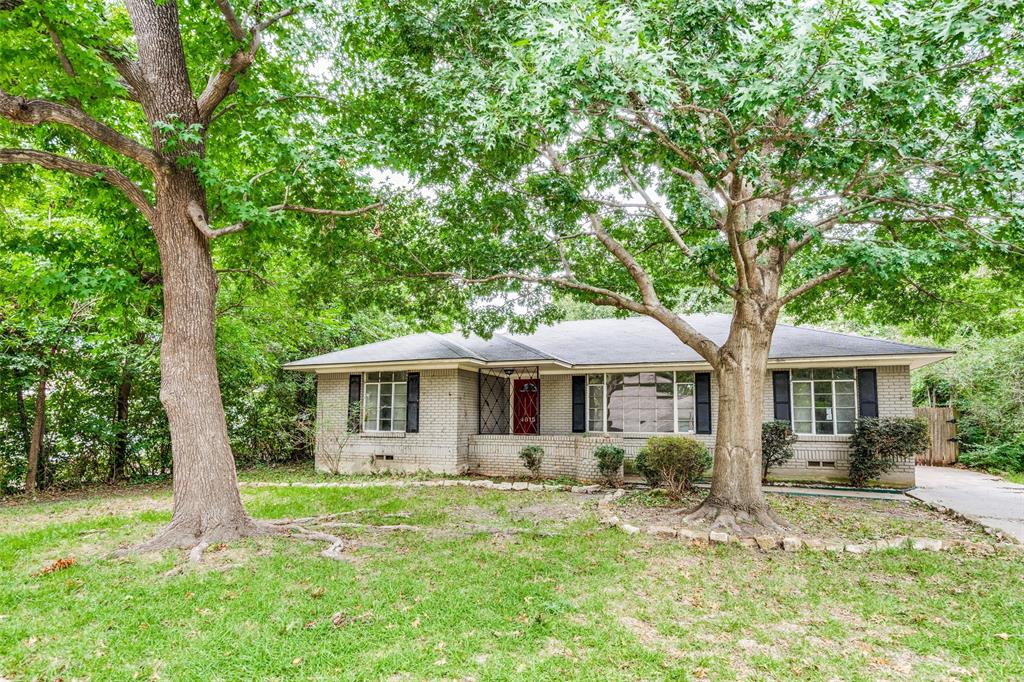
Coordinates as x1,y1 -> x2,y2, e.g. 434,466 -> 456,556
363,371 -> 407,432
587,371 -> 696,434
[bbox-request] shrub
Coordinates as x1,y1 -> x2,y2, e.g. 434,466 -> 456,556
959,440 -> 1024,474
593,444 -> 625,485
761,420 -> 797,484
632,449 -> 659,487
913,332 -> 1024,474
518,445 -> 544,479
849,417 -> 928,486
635,436 -> 711,499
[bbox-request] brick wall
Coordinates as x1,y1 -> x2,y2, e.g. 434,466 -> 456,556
315,369 -> 467,474
315,363 -> 916,486
761,365 -> 914,487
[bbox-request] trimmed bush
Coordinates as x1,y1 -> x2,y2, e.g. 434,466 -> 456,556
632,449 -> 658,488
762,420 -> 797,484
593,444 -> 625,485
849,417 -> 929,486
518,445 -> 544,479
635,436 -> 711,499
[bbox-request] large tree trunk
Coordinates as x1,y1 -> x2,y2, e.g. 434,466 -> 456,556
684,309 -> 787,534
25,375 -> 46,493
120,0 -> 261,551
137,172 -> 259,549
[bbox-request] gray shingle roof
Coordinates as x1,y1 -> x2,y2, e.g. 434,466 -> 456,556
284,314 -> 949,370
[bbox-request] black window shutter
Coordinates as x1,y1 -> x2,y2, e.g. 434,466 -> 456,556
695,372 -> 712,434
571,375 -> 586,433
406,372 -> 420,433
348,374 -> 362,432
857,368 -> 878,418
772,370 -> 792,423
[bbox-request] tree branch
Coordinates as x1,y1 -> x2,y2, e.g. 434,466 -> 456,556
196,5 -> 304,121
0,148 -> 155,222
768,266 -> 851,316
215,0 -> 247,41
0,91 -> 161,170
621,163 -> 738,301
186,199 -> 383,240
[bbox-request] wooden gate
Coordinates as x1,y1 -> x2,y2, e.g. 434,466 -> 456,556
914,407 -> 959,465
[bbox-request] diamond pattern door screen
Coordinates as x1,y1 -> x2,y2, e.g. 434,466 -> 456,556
478,367 -> 540,435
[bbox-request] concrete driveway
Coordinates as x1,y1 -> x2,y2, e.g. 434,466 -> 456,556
908,466 -> 1024,543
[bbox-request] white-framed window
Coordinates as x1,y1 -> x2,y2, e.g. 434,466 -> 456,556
791,368 -> 856,435
586,371 -> 696,434
363,371 -> 408,432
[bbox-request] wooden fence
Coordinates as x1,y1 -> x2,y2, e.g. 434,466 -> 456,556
914,407 -> 959,465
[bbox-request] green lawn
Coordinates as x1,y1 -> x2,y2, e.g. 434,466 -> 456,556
2,481 -> 1022,681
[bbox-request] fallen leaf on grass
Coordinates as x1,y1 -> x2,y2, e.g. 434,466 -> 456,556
37,557 -> 76,575
292,657 -> 303,666
995,633 -> 1010,640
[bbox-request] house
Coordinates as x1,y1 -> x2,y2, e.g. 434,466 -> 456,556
284,314 -> 952,487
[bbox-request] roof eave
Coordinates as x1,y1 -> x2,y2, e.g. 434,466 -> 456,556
282,357 -> 573,373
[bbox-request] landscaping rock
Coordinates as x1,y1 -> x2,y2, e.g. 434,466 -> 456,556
739,538 -> 757,548
804,538 -> 824,551
571,485 -> 602,493
754,536 -> 778,551
824,541 -> 844,553
677,528 -> 706,543
961,541 -> 995,555
619,523 -> 640,535
709,531 -> 731,544
495,482 -> 513,491
647,525 -> 677,538
511,482 -> 529,491
845,543 -> 870,554
601,515 -> 620,526
911,537 -> 943,552
883,537 -> 909,550
527,483 -> 544,492
471,480 -> 490,488
782,536 -> 803,552
543,484 -> 562,491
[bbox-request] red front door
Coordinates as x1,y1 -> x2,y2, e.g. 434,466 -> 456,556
513,379 -> 539,434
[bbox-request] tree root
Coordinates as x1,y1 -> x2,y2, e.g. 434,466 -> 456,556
679,496 -> 792,537
113,514 -> 350,564
117,512 -> 552,569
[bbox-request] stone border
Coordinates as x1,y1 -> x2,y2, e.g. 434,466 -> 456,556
595,491 -> 1020,555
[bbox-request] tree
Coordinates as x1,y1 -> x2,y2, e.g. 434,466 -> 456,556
0,1 -> 384,549
368,0 -> 1023,531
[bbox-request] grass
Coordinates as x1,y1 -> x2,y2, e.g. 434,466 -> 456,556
1001,471 -> 1024,485
2,482 -> 1022,680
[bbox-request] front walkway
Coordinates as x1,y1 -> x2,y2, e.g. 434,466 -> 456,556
908,466 -> 1024,542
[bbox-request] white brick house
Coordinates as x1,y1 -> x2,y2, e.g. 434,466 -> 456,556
285,315 -> 952,487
